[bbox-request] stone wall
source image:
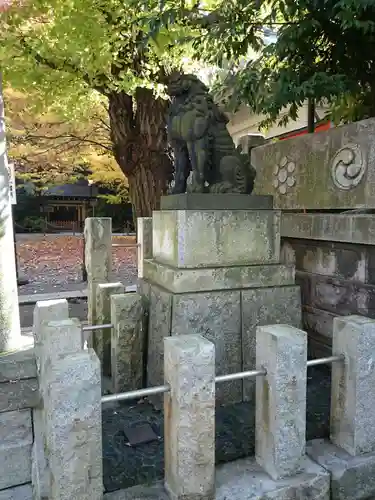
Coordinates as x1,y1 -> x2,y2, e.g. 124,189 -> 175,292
281,213 -> 375,356
252,117 -> 375,210
0,348 -> 38,499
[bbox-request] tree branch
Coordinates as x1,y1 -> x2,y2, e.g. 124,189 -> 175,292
24,132 -> 113,152
19,36 -> 110,94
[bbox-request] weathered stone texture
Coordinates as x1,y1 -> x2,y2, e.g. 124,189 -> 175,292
242,286 -> 302,401
0,485 -> 32,500
137,217 -> 153,279
0,378 -> 38,413
144,259 -> 295,294
31,408 -> 48,500
37,318 -> 82,398
331,315 -> 375,456
160,193 -> 273,210
255,324 -> 307,480
253,118 -> 375,210
45,350 -> 103,500
215,456 -> 330,500
0,410 -> 32,490
307,438 -> 375,500
172,290 -> 242,403
84,217 -> 112,280
96,282 -> 125,375
281,213 -> 375,244
84,217 -> 112,330
0,348 -> 36,382
33,299 -> 69,370
164,335 -> 215,500
147,285 -> 172,390
152,209 -> 281,268
281,236 -> 375,353
111,293 -> 144,393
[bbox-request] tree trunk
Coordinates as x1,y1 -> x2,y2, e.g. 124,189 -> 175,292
108,88 -> 173,218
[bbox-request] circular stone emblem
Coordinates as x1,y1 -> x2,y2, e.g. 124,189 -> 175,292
331,143 -> 365,190
273,157 -> 297,195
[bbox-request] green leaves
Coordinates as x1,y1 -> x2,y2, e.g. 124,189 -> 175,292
193,0 -> 375,128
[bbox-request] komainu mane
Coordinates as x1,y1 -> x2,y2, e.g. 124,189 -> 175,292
167,73 -> 256,194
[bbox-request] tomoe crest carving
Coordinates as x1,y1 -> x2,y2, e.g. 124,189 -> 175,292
331,143 -> 365,190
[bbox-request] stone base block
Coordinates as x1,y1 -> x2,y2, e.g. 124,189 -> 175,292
147,283 -> 302,406
103,456 -> 329,499
152,209 -> 280,268
160,193 -> 273,211
0,410 -> 32,490
215,456 -> 329,499
0,485 -> 32,500
307,438 -> 375,500
144,259 -> 295,293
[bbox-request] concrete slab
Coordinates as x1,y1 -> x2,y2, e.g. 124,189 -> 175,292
307,438 -> 375,500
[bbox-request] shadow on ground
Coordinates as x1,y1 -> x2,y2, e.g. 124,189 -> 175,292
102,365 -> 331,493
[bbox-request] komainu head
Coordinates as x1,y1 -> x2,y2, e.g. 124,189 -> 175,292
167,72 -> 210,97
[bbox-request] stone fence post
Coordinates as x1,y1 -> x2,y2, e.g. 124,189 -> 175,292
110,292 -> 144,393
32,299 -> 103,500
164,334 -> 215,500
96,282 -> 124,376
84,217 -> 112,347
137,217 -> 152,279
256,324 -> 307,480
307,315 -> 375,499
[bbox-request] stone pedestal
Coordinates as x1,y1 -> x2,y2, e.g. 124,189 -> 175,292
143,195 -> 302,404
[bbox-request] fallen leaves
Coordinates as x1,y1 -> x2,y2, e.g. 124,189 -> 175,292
17,234 -> 138,288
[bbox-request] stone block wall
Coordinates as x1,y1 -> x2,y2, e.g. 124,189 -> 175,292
0,348 -> 38,499
281,213 -> 375,356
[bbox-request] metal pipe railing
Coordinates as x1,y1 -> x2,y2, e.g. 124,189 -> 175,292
111,243 -> 140,248
307,354 -> 344,367
215,368 -> 266,384
101,384 -> 170,404
100,354 -> 345,405
82,323 -> 113,332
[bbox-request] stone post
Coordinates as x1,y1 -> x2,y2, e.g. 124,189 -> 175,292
45,350 -> 102,500
164,334 -> 215,500
33,298 -> 69,371
111,292 -> 144,393
0,75 -> 21,352
255,324 -> 307,480
96,282 -> 124,375
331,315 -> 375,456
34,309 -> 102,499
32,299 -> 70,500
84,217 -> 112,344
137,217 -> 153,279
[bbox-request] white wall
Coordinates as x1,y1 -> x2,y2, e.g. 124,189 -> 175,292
227,102 -> 329,145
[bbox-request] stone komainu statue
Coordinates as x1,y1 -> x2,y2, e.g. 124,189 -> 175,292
167,73 -> 256,194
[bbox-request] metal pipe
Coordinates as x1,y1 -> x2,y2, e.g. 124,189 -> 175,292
112,243 -> 140,248
101,384 -> 170,404
82,323 -> 113,332
215,368 -> 266,384
307,354 -> 344,368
